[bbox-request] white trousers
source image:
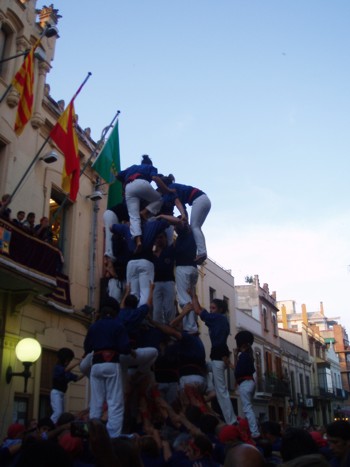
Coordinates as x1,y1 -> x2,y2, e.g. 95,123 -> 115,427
190,194 -> 211,256
103,209 -> 119,260
89,362 -> 124,438
153,281 -> 176,324
108,278 -> 125,303
175,265 -> 199,332
210,360 -> 237,425
127,259 -> 154,306
179,375 -> 207,392
50,389 -> 65,424
125,179 -> 163,238
238,379 -> 260,438
120,347 -> 158,375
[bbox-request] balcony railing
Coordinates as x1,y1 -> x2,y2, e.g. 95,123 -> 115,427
0,218 -> 72,311
255,375 -> 291,397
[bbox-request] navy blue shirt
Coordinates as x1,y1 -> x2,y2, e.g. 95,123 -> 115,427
234,351 -> 255,379
173,332 -> 207,377
200,309 -> 230,360
84,316 -> 131,356
174,228 -> 197,267
52,364 -> 78,392
117,163 -> 158,184
153,244 -> 175,282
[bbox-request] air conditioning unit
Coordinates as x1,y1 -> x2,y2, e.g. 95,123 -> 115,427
305,398 -> 314,408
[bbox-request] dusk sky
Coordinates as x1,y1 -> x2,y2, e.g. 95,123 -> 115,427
46,1 -> 350,329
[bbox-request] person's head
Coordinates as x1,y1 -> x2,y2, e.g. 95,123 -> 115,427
124,294 -> 139,309
111,438 -> 143,467
141,154 -> 152,165
26,212 -> 35,224
154,231 -> 167,249
224,443 -> 265,467
37,417 -> 55,434
1,193 -> 11,203
210,298 -> 228,314
100,296 -> 120,317
280,427 -> 318,462
57,348 -> 75,367
39,216 -> 49,226
160,174 -> 175,186
326,420 -> 350,459
17,211 -> 25,221
218,424 -> 241,445
260,420 -> 281,441
188,435 -> 213,460
235,330 -> 254,352
172,433 -> 192,452
199,413 -> 220,435
56,412 -> 75,427
7,422 -> 26,439
139,435 -> 160,457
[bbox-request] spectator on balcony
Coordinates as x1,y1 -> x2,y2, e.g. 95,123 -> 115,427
12,210 -> 25,227
0,194 -> 11,221
34,217 -> 53,243
326,420 -> 350,467
22,212 -> 36,234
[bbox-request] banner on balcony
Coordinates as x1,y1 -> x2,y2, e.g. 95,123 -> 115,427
0,226 -> 11,254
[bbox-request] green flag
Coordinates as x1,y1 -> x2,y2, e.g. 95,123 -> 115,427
92,121 -> 122,208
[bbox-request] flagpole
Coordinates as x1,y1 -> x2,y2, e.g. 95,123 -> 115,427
10,135 -> 51,200
80,110 -> 120,176
0,24 -> 58,104
9,73 -> 92,202
51,110 -> 121,222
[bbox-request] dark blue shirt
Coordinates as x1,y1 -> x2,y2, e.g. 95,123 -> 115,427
162,183 -> 204,206
173,332 -> 207,377
234,350 -> 255,379
52,364 -> 77,392
117,163 -> 158,184
174,228 -> 197,267
84,316 -> 131,356
153,244 -> 175,282
200,309 -> 230,360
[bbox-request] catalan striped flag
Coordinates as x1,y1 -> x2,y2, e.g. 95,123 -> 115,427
49,74 -> 91,201
50,101 -> 80,201
12,39 -> 41,135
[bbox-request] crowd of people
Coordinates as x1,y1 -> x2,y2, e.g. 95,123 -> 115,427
0,194 -> 53,244
2,410 -> 350,466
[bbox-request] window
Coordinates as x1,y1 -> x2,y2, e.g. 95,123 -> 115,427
262,306 -> 268,331
291,371 -> 296,401
272,314 -> 278,336
299,373 -> 304,397
39,348 -> 57,419
0,23 -> 12,76
306,375 -> 311,395
209,287 -> 216,303
265,351 -> 273,375
275,356 -> 283,379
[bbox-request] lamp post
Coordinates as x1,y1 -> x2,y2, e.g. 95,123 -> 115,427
6,338 -> 42,393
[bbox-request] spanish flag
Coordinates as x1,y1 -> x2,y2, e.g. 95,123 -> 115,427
50,101 -> 80,201
12,39 -> 41,135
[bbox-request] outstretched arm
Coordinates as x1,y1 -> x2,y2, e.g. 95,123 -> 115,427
169,303 -> 193,327
188,288 -> 203,316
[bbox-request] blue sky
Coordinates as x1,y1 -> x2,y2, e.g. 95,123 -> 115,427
46,1 -> 350,329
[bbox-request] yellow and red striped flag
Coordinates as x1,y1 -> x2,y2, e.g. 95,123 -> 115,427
12,39 -> 41,135
50,101 -> 80,201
